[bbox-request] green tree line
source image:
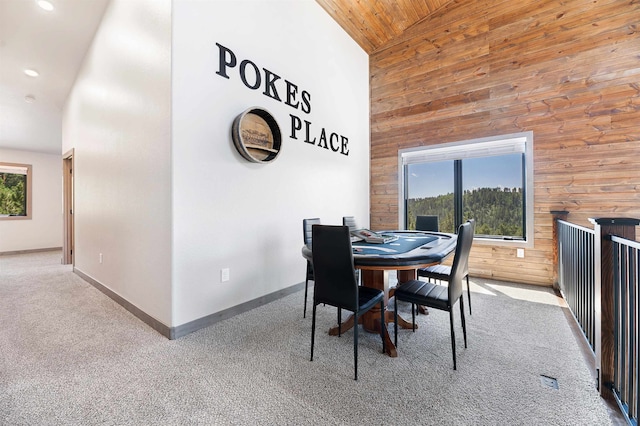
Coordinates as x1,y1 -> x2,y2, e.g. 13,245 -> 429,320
407,187 -> 523,237
0,173 -> 27,215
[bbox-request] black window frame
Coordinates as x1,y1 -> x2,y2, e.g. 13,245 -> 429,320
399,132 -> 534,247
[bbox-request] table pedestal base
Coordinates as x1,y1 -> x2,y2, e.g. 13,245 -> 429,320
326,268 -> 426,358
328,309 -> 416,358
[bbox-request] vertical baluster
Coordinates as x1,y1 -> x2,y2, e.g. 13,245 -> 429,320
569,226 -> 574,319
627,247 -> 638,419
587,233 -> 596,350
577,227 -> 582,327
568,226 -> 573,313
614,242 -> 620,399
625,246 -> 633,414
577,227 -> 581,331
578,230 -> 589,335
623,242 -> 628,406
559,224 -> 563,291
561,226 -> 570,304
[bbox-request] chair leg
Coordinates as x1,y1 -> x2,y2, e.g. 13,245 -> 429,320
412,303 -> 416,332
354,316 -> 358,381
303,278 -> 309,318
394,296 -> 398,348
449,309 -> 457,370
310,304 -> 317,361
460,296 -> 467,348
338,308 -> 342,337
380,300 -> 386,354
466,275 -> 472,315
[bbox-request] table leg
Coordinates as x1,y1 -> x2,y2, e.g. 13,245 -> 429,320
396,269 -> 416,283
361,269 -> 417,357
328,314 -> 355,336
326,269 -> 425,357
387,310 -> 415,329
327,312 -> 398,357
381,321 -> 397,357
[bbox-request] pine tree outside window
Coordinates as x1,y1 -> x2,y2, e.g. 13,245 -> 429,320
399,132 -> 534,247
0,163 -> 32,220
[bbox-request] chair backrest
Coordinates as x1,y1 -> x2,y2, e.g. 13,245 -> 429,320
303,218 -> 321,247
342,216 -> 358,232
312,225 -> 358,311
416,215 -> 439,232
462,219 -> 475,276
448,220 -> 474,302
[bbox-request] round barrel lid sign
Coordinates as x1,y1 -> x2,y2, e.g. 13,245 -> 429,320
231,107 -> 282,163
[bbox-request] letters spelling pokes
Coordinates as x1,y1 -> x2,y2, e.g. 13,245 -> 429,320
215,43 -> 349,156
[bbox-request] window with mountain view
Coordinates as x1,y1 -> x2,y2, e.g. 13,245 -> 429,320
400,132 -> 533,244
0,163 -> 32,220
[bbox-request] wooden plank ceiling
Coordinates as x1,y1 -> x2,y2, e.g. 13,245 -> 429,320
316,0 -> 454,54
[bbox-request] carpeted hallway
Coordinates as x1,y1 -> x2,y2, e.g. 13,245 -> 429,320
1,250 -> 614,425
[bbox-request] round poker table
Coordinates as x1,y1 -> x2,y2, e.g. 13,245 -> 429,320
301,230 -> 458,357
301,230 -> 456,268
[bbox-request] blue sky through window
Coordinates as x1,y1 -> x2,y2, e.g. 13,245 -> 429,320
407,154 -> 523,199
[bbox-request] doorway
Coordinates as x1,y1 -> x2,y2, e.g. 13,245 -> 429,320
62,149 -> 74,265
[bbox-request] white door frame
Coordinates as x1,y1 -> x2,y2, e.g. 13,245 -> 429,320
62,149 -> 74,265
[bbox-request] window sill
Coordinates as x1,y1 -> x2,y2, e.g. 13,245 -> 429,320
473,237 -> 533,249
0,215 -> 31,221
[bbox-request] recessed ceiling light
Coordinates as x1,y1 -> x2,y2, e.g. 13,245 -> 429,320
24,69 -> 39,77
24,95 -> 36,103
37,0 -> 54,11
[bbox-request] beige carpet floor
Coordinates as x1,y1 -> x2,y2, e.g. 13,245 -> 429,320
0,250 -> 612,425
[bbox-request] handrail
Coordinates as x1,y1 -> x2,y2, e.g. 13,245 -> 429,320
611,235 -> 640,250
557,219 -> 595,234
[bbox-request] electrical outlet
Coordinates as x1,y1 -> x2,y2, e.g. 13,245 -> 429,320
516,248 -> 525,258
99,253 -> 103,264
221,268 -> 230,282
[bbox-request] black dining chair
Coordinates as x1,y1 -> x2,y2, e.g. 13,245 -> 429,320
415,215 -> 439,232
302,218 -> 321,318
342,216 -> 358,232
393,220 -> 474,370
342,216 -> 362,284
310,225 -> 385,380
417,219 -> 475,315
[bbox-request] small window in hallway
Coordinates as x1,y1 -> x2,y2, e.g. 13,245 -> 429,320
0,162 -> 32,220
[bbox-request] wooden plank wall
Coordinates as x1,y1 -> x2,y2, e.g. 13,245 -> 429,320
369,0 -> 640,285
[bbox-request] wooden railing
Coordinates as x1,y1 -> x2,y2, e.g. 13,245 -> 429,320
552,213 -> 640,425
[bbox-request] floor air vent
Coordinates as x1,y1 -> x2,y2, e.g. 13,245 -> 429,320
540,375 -> 559,389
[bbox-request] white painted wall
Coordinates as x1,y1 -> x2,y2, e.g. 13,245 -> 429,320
172,0 -> 370,325
0,148 -> 62,253
61,0 -> 173,325
60,0 -> 368,330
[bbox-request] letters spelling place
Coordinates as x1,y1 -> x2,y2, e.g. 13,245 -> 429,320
216,43 -> 349,156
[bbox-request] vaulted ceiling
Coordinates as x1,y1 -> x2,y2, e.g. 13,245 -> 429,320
316,0 -> 454,54
1,0 -> 452,155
